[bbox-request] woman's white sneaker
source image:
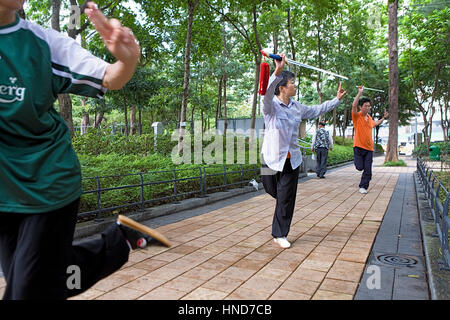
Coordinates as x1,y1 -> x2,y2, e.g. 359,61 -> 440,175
274,237 -> 291,248
359,188 -> 368,194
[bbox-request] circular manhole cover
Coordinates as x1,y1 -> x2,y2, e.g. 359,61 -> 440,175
376,254 -> 419,267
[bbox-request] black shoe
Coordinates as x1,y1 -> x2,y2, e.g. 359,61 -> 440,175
320,176 -> 325,179
117,222 -> 153,249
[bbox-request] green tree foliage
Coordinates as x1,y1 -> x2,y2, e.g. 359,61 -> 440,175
23,0 -> 448,147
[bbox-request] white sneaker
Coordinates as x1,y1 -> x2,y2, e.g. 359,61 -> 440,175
274,237 -> 291,249
359,188 -> 368,194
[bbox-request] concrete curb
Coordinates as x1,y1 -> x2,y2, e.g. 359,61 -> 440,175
413,171 -> 450,300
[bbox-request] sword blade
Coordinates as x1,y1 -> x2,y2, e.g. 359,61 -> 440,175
356,86 -> 384,92
286,58 -> 349,80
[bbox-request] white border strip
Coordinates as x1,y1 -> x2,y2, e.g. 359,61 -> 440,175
52,68 -> 107,93
0,19 -> 23,34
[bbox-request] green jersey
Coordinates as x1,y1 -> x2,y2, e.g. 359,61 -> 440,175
0,15 -> 108,213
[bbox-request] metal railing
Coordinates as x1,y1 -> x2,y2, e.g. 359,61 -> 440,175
78,164 -> 260,222
416,157 -> 450,270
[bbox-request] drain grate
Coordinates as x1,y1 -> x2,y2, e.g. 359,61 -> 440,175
376,254 -> 419,268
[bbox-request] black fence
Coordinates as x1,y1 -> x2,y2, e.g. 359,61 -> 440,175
78,164 -> 260,222
416,157 -> 450,271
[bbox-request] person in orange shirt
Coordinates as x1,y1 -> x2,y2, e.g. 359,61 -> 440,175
352,86 -> 388,194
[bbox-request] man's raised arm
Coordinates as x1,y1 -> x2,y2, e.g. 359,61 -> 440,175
352,86 -> 364,114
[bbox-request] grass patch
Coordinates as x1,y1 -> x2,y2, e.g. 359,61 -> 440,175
434,171 -> 450,204
383,160 -> 407,167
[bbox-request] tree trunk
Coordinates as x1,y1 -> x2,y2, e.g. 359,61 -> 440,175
249,5 -> 263,142
287,8 -> 297,78
342,98 -> 348,145
178,0 -> 199,152
440,98 -> 448,142
58,94 -> 74,136
223,23 -> 228,134
94,112 -> 104,129
138,107 -> 142,135
250,60 -> 260,141
217,76 -> 223,122
288,8 -> 306,139
223,74 -> 228,133
123,95 -> 129,136
316,20 -> 323,127
273,30 -> 278,54
334,18 -> 343,140
130,105 -> 137,135
421,112 -> 430,146
190,105 -> 195,134
201,110 -> 204,133
425,65 -> 442,147
52,0 -> 74,137
427,107 -> 435,147
375,126 -> 380,148
385,0 -> 399,162
81,113 -> 90,135
80,98 -> 89,134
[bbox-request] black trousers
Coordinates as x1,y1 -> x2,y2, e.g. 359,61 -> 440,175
315,147 -> 329,178
262,158 -> 299,238
0,199 -> 130,300
354,146 -> 373,189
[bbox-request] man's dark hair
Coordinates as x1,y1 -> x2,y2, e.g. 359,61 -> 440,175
275,71 -> 296,96
358,97 -> 371,106
318,121 -> 326,127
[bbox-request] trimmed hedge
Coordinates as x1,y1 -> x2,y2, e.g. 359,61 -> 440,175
327,144 -> 354,165
77,152 -> 259,218
74,132 -> 355,219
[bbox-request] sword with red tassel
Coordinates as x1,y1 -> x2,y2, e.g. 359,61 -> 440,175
258,50 -> 383,96
258,50 -> 349,95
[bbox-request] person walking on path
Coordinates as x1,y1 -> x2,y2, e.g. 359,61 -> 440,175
352,86 -> 388,194
0,1 -> 167,300
312,121 -> 333,179
260,54 -> 347,249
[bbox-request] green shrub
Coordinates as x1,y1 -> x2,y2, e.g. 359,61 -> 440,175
413,144 -> 429,157
375,143 -> 385,154
435,141 -> 450,155
383,160 -> 407,167
77,153 -> 260,216
328,144 -> 354,165
333,136 -> 354,147
72,130 -> 177,157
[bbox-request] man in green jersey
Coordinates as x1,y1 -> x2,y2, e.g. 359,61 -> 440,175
0,1 -> 164,299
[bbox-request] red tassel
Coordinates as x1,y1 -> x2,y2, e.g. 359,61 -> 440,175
259,61 -> 270,95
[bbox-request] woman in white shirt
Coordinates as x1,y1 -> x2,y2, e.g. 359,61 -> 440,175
261,54 -> 346,248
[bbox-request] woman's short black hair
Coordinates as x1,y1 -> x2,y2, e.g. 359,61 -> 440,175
275,71 -> 296,96
358,97 -> 371,106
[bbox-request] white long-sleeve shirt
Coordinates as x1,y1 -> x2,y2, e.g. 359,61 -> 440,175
261,73 -> 340,172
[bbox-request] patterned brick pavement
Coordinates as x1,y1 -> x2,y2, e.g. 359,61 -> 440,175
0,157 -> 417,300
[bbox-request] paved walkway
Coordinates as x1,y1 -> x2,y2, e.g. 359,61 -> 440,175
0,156 -> 420,300
355,171 -> 429,299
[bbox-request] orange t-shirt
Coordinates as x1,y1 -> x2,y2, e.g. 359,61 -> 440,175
352,111 -> 376,151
